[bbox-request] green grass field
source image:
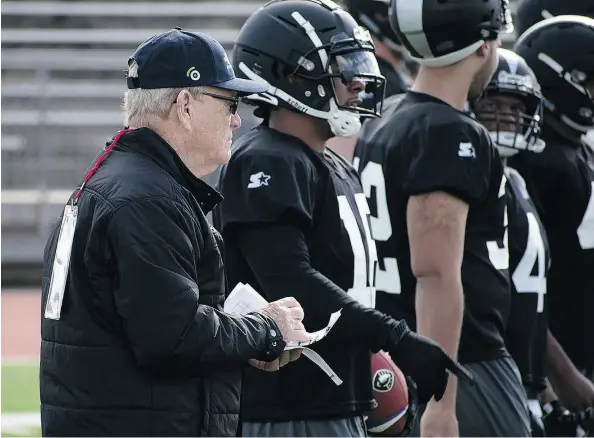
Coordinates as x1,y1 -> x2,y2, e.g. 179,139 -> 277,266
2,363 -> 41,437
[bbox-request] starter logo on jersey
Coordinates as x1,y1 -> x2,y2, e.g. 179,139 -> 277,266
372,369 -> 394,392
247,171 -> 271,189
458,142 -> 476,158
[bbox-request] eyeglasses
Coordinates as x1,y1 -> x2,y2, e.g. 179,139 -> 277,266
201,91 -> 239,115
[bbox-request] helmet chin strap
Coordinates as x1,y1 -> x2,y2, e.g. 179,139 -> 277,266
327,96 -> 362,137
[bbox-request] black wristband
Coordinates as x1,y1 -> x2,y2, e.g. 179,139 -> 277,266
253,315 -> 286,361
387,319 -> 411,346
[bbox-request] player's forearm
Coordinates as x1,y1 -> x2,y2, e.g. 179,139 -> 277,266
415,274 -> 464,405
236,224 -> 409,348
546,330 -> 580,385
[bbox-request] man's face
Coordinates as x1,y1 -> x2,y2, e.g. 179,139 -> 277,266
474,93 -> 526,134
181,87 -> 241,174
332,75 -> 365,108
469,40 -> 501,101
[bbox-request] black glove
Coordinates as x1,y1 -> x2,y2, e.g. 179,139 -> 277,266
576,407 -> 593,436
388,331 -> 474,405
542,400 -> 579,437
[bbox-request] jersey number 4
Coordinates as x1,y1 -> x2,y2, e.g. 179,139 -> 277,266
353,159 -> 402,294
513,212 -> 547,313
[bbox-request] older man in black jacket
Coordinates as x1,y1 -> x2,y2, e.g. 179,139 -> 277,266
39,28 -> 308,437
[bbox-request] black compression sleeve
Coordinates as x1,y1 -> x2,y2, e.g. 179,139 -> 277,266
235,223 -> 410,351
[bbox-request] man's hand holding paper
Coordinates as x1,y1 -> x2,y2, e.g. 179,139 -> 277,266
225,284 -> 343,383
259,297 -> 310,344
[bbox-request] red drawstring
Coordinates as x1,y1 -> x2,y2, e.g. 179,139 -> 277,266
75,128 -> 133,201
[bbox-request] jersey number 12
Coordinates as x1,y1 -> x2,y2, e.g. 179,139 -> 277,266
337,193 -> 378,308
353,158 -> 402,294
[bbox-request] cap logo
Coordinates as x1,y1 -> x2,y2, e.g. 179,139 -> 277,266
186,66 -> 201,81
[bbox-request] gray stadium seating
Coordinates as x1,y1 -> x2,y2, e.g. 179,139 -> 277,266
1,0 -> 520,283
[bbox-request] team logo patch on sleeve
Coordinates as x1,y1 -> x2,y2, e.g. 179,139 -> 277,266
247,171 -> 271,188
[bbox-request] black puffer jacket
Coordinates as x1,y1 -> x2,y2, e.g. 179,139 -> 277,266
40,128 -> 283,437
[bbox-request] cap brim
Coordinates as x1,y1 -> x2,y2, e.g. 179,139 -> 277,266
214,77 -> 269,95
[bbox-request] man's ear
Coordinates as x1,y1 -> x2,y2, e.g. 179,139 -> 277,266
175,89 -> 194,130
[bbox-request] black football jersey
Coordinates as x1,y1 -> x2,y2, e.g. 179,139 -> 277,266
504,166 -> 550,392
213,126 -> 379,420
509,126 -> 594,371
353,91 -> 511,363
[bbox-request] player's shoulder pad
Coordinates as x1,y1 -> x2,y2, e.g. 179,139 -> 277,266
432,112 -> 497,158
229,126 -> 318,175
217,126 -> 320,230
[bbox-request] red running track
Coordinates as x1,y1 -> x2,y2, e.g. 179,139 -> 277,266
2,290 -> 41,362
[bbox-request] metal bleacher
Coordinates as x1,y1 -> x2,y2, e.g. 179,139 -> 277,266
1,1 -> 267,283
1,0 -> 520,284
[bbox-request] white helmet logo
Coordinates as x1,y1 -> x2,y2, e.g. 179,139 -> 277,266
498,70 -> 532,88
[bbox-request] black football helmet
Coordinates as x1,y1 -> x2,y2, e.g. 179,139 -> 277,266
514,15 -> 594,133
232,0 -> 386,138
388,0 -> 513,67
471,48 -> 545,157
515,0 -> 594,39
340,0 -> 406,55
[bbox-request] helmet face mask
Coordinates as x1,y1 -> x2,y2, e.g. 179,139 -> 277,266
232,0 -> 387,137
470,49 -> 545,157
294,31 -> 386,118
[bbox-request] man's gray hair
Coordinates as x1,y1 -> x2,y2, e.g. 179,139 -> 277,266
123,61 -> 204,128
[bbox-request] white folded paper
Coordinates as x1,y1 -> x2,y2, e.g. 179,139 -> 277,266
224,282 -> 343,386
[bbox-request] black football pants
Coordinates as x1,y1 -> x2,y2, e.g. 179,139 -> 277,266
410,356 -> 531,437
242,415 -> 367,437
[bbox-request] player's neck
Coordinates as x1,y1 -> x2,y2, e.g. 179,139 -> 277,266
411,67 -> 470,111
268,109 -> 327,152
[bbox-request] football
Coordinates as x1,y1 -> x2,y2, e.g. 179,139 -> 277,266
366,351 -> 409,436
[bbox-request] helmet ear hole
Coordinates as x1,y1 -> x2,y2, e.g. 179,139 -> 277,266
287,74 -> 300,85
271,61 -> 283,81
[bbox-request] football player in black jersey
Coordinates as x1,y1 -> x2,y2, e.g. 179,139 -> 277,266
469,47 -> 551,435
510,16 -> 594,422
328,0 -> 415,162
213,0 -> 472,436
353,0 -> 532,436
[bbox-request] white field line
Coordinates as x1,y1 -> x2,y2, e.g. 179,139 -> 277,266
1,412 -> 41,435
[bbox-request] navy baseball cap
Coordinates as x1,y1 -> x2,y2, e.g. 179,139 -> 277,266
127,27 -> 268,95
